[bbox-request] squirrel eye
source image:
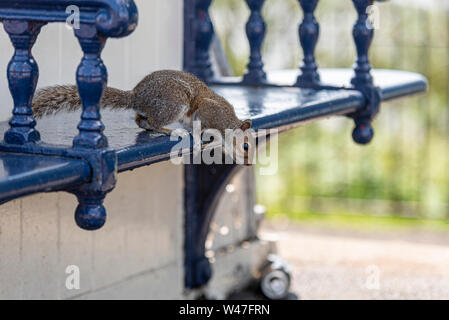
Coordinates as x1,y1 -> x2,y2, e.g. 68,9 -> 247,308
243,143 -> 249,151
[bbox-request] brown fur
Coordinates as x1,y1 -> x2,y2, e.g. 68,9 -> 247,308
32,70 -> 251,135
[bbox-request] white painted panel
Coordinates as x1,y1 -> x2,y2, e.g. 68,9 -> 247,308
57,193 -> 95,300
75,263 -> 183,300
20,194 -> 59,299
0,201 -> 22,299
0,162 -> 184,299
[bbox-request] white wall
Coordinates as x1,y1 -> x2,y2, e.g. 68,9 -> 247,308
0,162 -> 186,299
0,0 -> 184,121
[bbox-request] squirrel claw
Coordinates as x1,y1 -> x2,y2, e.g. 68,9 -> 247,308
146,128 -> 171,136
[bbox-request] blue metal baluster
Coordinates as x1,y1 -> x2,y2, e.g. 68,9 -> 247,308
194,0 -> 214,81
3,20 -> 45,145
242,0 -> 267,85
351,0 -> 374,87
350,0 -> 381,145
73,24 -> 108,150
71,24 -> 116,230
296,0 -> 320,86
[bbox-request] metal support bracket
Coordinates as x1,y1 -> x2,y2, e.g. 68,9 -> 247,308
184,163 -> 244,289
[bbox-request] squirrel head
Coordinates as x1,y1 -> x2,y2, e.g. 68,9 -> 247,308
230,118 -> 254,166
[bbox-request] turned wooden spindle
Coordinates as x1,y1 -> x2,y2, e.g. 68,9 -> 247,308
3,20 -> 46,144
296,0 -> 320,86
193,0 -> 215,81
242,0 -> 267,85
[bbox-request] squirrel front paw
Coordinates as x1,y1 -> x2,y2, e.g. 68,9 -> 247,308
135,114 -> 152,130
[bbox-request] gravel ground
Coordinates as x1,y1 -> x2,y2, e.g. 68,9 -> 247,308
261,222 -> 449,299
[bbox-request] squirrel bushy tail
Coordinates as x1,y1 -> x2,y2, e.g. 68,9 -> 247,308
32,85 -> 133,118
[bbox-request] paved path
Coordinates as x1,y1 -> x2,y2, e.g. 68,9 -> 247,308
261,222 -> 449,299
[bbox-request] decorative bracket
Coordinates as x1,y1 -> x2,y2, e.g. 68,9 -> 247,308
184,134 -> 264,289
184,163 -> 243,289
0,0 -> 138,230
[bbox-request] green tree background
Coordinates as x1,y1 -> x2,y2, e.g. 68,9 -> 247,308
210,0 -> 449,221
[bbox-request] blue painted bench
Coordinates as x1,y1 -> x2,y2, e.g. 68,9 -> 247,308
0,69 -> 426,206
0,0 -> 427,289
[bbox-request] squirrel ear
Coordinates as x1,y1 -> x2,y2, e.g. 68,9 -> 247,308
240,119 -> 252,131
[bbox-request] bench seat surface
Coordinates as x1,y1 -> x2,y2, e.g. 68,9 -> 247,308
0,68 -> 427,201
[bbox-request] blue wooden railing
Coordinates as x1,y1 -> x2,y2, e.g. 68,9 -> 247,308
0,0 -> 138,230
185,0 -> 388,144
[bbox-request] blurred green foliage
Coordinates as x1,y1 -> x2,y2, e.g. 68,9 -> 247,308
210,0 -> 449,220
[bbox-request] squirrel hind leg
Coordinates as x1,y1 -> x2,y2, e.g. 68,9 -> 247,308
135,114 -> 172,136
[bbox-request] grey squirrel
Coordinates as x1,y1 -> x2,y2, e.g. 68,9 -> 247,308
32,70 -> 252,136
